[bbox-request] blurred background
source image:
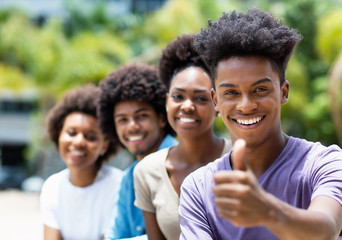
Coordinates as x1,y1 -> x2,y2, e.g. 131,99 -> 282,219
1,0 -> 342,239
0,0 -> 342,196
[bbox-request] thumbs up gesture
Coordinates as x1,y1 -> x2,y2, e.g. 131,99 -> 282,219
213,139 -> 271,227
231,139 -> 248,171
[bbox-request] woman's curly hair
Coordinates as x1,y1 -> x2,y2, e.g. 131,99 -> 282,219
158,34 -> 210,89
194,8 -> 302,85
46,84 -> 118,166
98,63 -> 175,147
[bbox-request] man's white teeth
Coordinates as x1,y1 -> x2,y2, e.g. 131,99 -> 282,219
180,118 -> 195,123
128,136 -> 143,141
236,117 -> 262,125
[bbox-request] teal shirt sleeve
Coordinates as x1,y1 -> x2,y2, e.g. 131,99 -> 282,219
104,162 -> 146,239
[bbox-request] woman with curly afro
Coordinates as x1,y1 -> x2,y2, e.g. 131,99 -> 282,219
133,34 -> 231,240
98,63 -> 178,240
179,8 -> 342,239
40,84 -> 123,240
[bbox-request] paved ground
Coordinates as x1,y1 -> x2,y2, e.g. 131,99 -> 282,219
0,189 -> 43,240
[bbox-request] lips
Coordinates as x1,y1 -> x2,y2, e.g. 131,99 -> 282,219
127,135 -> 144,142
67,150 -> 86,161
234,116 -> 264,125
179,117 -> 196,123
69,150 -> 86,157
236,116 -> 263,125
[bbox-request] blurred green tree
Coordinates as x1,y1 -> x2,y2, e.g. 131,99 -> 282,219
316,9 -> 342,145
1,0 -> 342,173
0,7 -> 132,173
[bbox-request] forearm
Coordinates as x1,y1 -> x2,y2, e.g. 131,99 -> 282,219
143,211 -> 166,240
265,194 -> 340,240
44,225 -> 62,240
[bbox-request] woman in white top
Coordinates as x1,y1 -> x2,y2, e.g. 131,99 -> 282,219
134,34 -> 231,240
40,84 -> 123,240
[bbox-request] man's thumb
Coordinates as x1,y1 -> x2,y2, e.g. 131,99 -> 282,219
231,139 -> 247,171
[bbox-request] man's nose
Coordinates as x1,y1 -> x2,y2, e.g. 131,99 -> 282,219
236,95 -> 257,113
127,117 -> 140,131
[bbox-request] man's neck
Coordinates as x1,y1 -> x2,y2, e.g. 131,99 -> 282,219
238,133 -> 288,178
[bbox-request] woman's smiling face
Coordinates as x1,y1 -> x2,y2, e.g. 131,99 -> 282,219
58,112 -> 108,171
212,56 -> 289,147
166,66 -> 216,138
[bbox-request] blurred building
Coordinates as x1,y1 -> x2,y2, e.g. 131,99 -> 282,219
0,89 -> 39,189
0,0 -> 167,187
0,0 -> 167,18
0,89 -> 38,167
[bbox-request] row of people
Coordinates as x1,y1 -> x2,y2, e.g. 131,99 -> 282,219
40,62 -> 178,239
40,33 -> 219,239
40,7 -> 342,240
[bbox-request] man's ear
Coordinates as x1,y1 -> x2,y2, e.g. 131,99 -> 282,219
211,88 -> 219,112
166,93 -> 169,113
158,113 -> 167,129
281,80 -> 289,105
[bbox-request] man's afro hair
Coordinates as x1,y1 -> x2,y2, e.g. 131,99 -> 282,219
194,8 -> 302,82
98,63 -> 175,145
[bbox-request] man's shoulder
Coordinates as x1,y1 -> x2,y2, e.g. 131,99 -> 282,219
119,161 -> 138,186
159,134 -> 178,150
290,136 -> 342,157
183,154 -> 229,189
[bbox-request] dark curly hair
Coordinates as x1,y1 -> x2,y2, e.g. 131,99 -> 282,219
158,34 -> 210,89
98,63 -> 175,147
194,8 -> 302,86
46,84 -> 118,166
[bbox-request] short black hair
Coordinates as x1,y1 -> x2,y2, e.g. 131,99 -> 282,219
194,8 -> 302,85
98,63 -> 175,148
158,34 -> 210,89
46,84 -> 118,166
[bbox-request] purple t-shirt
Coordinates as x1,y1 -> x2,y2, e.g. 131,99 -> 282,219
179,137 -> 342,240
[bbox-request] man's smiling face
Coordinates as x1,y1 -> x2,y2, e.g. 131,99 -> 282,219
114,99 -> 166,160
212,55 -> 289,147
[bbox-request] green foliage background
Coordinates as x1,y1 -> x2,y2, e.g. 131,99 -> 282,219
1,0 -> 342,169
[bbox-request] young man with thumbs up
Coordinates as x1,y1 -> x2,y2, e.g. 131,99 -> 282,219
179,8 -> 342,240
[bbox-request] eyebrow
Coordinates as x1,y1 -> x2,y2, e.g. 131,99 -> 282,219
251,78 -> 272,86
114,108 -> 150,118
171,87 -> 209,93
218,78 -> 272,88
85,129 -> 99,135
66,126 -> 98,134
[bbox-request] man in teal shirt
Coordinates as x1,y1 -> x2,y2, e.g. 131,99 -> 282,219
98,63 -> 178,239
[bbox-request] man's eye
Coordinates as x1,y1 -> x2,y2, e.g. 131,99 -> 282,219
255,87 -> 267,92
196,96 -> 209,102
137,114 -> 149,119
224,90 -> 238,95
254,87 -> 269,95
116,118 -> 127,124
